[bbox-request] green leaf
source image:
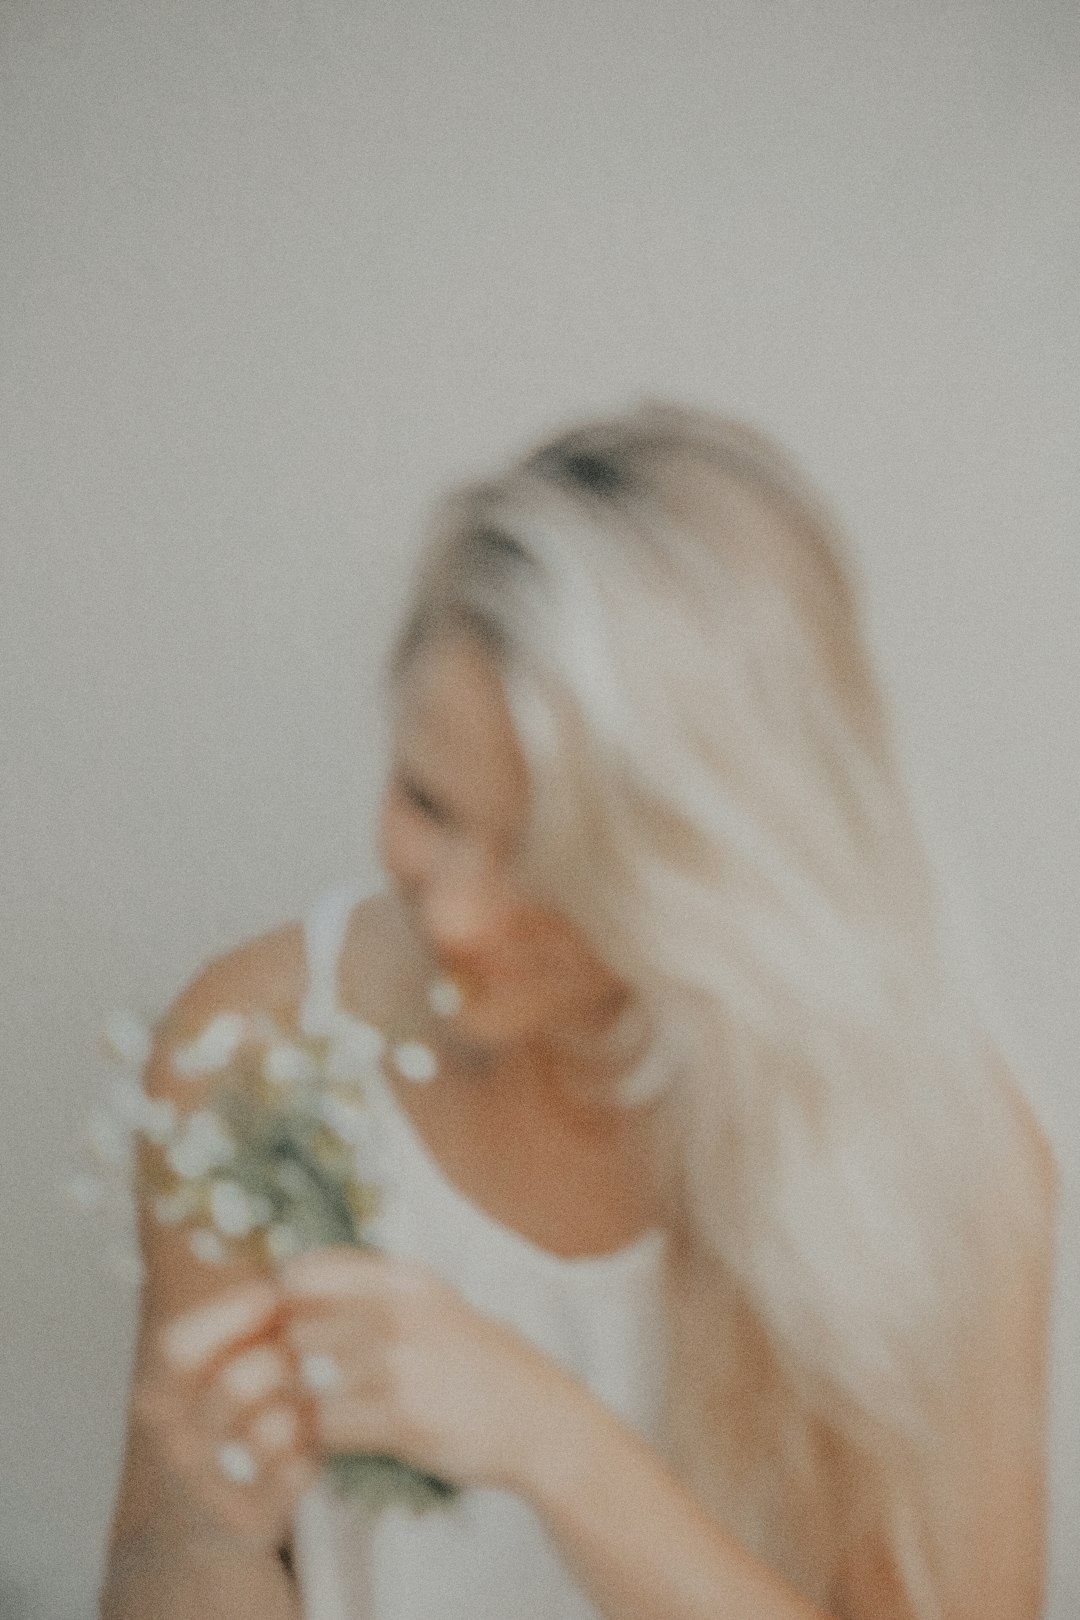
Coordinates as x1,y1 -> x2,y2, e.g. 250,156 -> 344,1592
324,1452 -> 460,1512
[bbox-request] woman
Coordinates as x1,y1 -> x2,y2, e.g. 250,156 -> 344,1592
101,401 -> 1057,1620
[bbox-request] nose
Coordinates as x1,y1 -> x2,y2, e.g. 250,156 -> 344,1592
419,853 -> 506,963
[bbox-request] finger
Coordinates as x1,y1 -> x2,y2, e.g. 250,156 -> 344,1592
249,1402 -> 303,1456
310,1391 -> 404,1456
159,1282 -> 280,1374
134,1350 -> 313,1548
193,1445 -> 314,1543
275,1316 -> 398,1453
188,1392 -> 314,1487
199,1345 -> 292,1439
229,1402 -> 312,1479
134,1342 -> 289,1518
217,1345 -> 290,1407
279,1248 -> 431,1310
163,1406 -> 316,1543
286,1311 -> 385,1370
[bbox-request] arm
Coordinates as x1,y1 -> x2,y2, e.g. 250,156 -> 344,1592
102,1525 -> 298,1620
521,1384 -> 828,1620
517,1079 -> 1058,1620
151,1032 -> 1053,1620
101,929 -> 312,1620
102,1306 -> 301,1620
277,1248 -> 833,1619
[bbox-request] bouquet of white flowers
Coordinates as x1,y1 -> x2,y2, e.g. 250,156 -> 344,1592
72,1005 -> 457,1513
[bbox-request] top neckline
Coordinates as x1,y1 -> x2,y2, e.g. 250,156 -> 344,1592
301,881 -> 666,1280
362,1051 -> 667,1280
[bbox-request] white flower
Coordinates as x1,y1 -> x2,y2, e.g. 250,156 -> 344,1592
262,1041 -> 318,1087
189,1228 -> 228,1265
86,1112 -> 130,1166
297,994 -> 337,1041
265,1223 -> 301,1263
216,1440 -> 259,1485
210,1180 -> 257,1239
326,1017 -> 385,1084
106,1083 -> 177,1145
299,1351 -> 345,1393
171,1014 -> 248,1078
392,1041 -> 438,1084
140,1097 -> 179,1145
318,1093 -> 369,1146
428,977 -> 463,1017
107,1079 -> 145,1121
165,1140 -> 204,1180
65,1173 -> 108,1211
101,1012 -> 152,1071
165,1110 -> 235,1179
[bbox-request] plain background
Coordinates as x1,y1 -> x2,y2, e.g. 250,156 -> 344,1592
1,2 -> 1076,1615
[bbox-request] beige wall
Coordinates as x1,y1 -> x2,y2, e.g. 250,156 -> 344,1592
1,1 -> 1076,1614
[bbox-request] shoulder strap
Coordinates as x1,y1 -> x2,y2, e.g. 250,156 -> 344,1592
298,882 -> 368,1038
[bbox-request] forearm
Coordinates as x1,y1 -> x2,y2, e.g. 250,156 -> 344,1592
100,1530 -> 300,1620
519,1383 -> 830,1620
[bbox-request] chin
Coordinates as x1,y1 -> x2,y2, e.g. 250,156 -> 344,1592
452,1004 -> 521,1048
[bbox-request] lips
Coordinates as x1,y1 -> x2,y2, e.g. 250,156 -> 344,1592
433,957 -> 489,999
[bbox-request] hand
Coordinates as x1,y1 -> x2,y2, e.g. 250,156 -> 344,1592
134,1280 -> 318,1547
279,1247 -> 571,1493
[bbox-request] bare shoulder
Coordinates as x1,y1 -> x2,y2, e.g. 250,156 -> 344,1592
979,1046 -> 1057,1384
994,1047 -> 1060,1265
1006,1070 -> 1059,1217
149,920 -> 306,1056
144,889 -> 414,1106
131,920 -> 307,1322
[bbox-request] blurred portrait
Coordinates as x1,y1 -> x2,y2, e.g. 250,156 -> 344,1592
1,4 -> 1076,1619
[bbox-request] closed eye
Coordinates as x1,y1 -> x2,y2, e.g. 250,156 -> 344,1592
401,776 -> 448,824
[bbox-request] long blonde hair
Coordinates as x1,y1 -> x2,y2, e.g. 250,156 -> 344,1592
389,401 -> 1049,1617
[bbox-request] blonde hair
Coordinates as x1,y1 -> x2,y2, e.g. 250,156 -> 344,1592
389,401 -> 1049,1617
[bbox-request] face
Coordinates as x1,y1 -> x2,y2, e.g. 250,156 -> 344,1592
378,635 -> 626,1049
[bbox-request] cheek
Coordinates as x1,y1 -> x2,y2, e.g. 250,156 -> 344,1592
512,910 -> 610,998
378,799 -> 429,886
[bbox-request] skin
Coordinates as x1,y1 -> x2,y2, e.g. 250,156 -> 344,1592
105,634 -> 664,1608
104,634 -> 1056,1620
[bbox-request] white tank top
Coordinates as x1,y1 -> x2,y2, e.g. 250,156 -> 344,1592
291,883 -> 670,1620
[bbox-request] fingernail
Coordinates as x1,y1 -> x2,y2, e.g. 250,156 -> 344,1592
162,1285 -> 277,1370
216,1440 -> 259,1486
251,1404 -> 299,1452
219,1346 -> 286,1403
299,1351 -> 345,1393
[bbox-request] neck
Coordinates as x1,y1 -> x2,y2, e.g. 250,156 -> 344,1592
385,888 -> 661,1106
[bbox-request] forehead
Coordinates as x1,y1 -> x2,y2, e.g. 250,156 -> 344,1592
393,636 -> 530,830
